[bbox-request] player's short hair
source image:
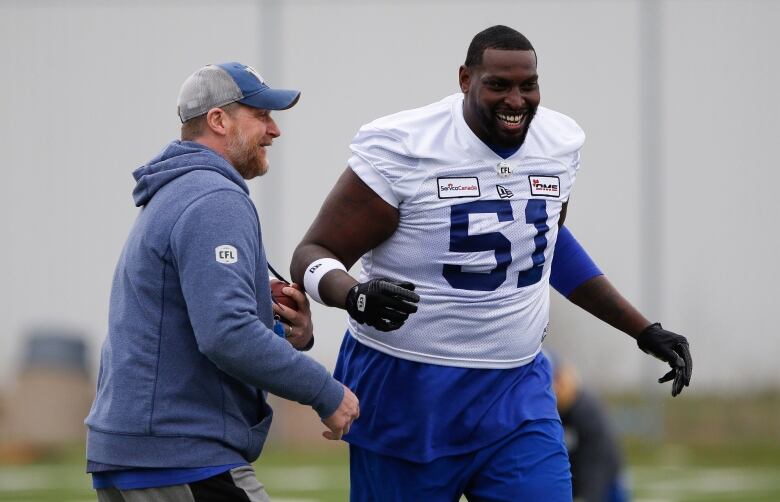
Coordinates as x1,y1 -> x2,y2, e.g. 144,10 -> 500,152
464,25 -> 535,67
180,102 -> 240,140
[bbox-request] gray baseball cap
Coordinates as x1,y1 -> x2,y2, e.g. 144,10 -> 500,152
177,62 -> 300,122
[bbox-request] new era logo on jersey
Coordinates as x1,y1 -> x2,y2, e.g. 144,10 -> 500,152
437,177 -> 480,199
215,245 -> 238,264
528,176 -> 560,197
496,185 -> 514,199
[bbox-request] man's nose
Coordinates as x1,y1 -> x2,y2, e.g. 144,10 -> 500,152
267,117 -> 281,137
504,87 -> 525,109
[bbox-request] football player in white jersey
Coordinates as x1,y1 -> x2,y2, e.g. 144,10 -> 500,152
291,25 -> 691,501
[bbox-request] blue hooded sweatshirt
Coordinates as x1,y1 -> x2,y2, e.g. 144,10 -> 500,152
85,141 -> 344,468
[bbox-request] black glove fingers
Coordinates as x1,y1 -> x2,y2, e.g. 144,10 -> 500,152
380,296 -> 419,314
658,368 -> 676,384
637,323 -> 693,397
380,282 -> 421,303
388,280 -> 416,292
677,342 -> 693,385
377,306 -> 410,324
672,371 -> 685,397
653,345 -> 683,367
671,352 -> 685,370
346,278 -> 420,332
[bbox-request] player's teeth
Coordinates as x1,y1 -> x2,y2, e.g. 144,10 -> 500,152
498,113 -> 523,123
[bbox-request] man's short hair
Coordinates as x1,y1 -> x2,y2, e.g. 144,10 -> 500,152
464,25 -> 535,67
180,102 -> 240,141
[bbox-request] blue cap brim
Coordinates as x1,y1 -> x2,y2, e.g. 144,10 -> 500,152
239,88 -> 300,111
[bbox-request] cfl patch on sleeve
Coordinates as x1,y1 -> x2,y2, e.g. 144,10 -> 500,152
215,245 -> 238,264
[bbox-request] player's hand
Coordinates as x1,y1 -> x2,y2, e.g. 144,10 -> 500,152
271,282 -> 314,351
321,385 -> 360,440
345,278 -> 420,332
636,323 -> 692,397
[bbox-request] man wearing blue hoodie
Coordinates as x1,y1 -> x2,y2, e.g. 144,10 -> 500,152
85,62 -> 359,501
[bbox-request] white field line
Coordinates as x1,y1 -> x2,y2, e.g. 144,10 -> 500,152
631,466 -> 780,496
4,464 -> 779,500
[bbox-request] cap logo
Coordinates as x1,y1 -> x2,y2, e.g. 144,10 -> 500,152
215,245 -> 238,264
243,65 -> 265,84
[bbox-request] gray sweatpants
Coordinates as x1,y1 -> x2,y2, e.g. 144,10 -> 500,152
95,465 -> 271,502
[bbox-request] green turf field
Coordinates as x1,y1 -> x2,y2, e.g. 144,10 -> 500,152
2,442 -> 780,502
2,395 -> 779,501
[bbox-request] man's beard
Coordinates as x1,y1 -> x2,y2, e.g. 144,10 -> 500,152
227,129 -> 268,180
484,104 -> 537,148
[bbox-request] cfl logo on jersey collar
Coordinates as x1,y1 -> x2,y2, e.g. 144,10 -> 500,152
497,161 -> 512,177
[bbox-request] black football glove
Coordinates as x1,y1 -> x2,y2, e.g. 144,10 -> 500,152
345,278 -> 420,332
636,323 -> 693,397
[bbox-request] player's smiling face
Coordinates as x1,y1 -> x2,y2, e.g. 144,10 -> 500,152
224,105 -> 280,179
459,48 -> 540,148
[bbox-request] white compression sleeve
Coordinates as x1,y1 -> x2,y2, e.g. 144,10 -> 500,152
303,258 -> 348,305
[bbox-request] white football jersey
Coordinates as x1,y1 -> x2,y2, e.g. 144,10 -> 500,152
347,93 -> 585,369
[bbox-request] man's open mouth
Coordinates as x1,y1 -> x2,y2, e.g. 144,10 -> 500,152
496,112 -> 526,129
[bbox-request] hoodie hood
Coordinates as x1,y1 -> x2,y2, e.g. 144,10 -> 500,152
132,141 -> 249,207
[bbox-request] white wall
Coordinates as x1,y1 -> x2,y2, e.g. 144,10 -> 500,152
1,0 -> 777,392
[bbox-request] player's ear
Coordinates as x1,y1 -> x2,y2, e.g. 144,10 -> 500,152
458,65 -> 471,94
205,107 -> 229,136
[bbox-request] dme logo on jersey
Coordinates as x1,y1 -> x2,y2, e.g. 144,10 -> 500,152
528,176 -> 560,197
437,177 -> 480,199
215,245 -> 238,264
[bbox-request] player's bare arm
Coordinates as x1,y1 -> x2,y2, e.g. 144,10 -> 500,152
291,168 -> 420,331
566,275 -> 649,337
567,274 -> 692,396
291,168 -> 399,305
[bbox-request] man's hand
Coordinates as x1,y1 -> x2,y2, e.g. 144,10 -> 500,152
636,323 -> 693,397
271,281 -> 314,351
345,278 -> 420,332
322,385 -> 360,440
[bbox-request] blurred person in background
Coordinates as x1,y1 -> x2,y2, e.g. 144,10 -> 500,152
291,25 -> 691,501
84,62 -> 359,502
550,351 -> 630,502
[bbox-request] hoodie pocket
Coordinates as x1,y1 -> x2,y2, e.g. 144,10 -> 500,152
244,400 -> 273,461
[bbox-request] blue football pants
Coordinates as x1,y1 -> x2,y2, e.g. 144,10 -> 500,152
349,418 -> 572,502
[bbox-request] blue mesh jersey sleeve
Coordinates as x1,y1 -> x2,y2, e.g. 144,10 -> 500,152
550,226 -> 603,297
